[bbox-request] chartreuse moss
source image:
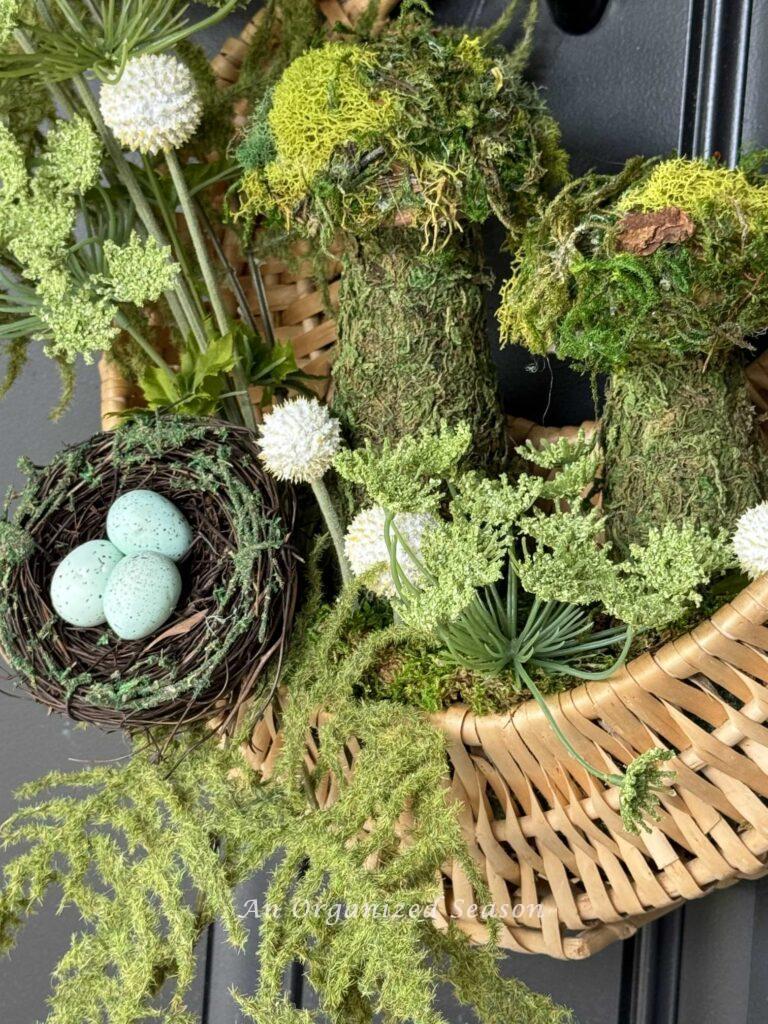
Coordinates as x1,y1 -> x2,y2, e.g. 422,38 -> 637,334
498,154 -> 768,546
237,3 -> 565,463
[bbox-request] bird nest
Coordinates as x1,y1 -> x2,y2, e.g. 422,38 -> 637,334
0,416 -> 298,732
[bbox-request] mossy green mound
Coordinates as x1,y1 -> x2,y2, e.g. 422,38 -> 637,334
602,360 -> 768,548
499,154 -> 768,546
333,229 -> 506,466
238,6 -> 565,245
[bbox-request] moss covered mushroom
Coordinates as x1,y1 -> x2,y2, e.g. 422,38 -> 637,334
498,155 -> 768,549
237,3 -> 566,466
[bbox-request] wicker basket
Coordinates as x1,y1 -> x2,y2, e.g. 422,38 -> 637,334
97,4 -> 768,961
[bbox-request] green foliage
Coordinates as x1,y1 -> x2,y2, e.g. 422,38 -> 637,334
140,329 -> 236,416
516,509 -> 733,629
498,154 -> 768,371
0,736 -> 259,1022
139,326 -> 323,416
237,2 -> 566,248
0,575 -> 573,1024
0,0 -> 242,82
619,747 -> 676,835
338,421 -> 730,633
0,119 -> 179,413
335,420 -> 471,513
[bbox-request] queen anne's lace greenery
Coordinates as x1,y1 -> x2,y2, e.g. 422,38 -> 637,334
103,232 -> 179,304
334,421 -> 472,514
619,747 -> 676,834
0,0 -> 23,47
335,422 -> 731,633
0,117 -> 178,410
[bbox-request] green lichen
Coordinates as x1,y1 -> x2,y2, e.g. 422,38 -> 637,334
615,156 -> 768,221
245,43 -> 398,217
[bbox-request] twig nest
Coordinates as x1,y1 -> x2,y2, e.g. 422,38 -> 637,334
99,54 -> 202,154
734,501 -> 768,578
0,417 -> 298,731
258,397 -> 341,483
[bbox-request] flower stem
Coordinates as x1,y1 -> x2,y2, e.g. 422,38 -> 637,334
115,314 -> 174,376
165,149 -> 257,432
69,75 -> 205,348
515,660 -> 623,788
311,477 -> 352,584
140,154 -> 207,325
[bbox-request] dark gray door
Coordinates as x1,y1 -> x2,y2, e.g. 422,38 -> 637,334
2,3 -> 767,1022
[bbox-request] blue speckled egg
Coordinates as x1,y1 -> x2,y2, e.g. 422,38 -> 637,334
50,540 -> 123,628
106,489 -> 193,562
103,551 -> 182,641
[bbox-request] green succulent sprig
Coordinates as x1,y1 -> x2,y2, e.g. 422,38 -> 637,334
0,0 -> 242,82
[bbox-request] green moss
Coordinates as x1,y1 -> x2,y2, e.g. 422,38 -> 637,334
499,155 -> 768,371
333,230 -> 506,465
499,155 -> 768,547
237,6 -> 566,244
602,360 -> 768,548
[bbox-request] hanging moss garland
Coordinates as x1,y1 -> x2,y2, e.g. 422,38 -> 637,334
236,2 -> 566,462
498,154 -> 768,547
334,229 -> 506,463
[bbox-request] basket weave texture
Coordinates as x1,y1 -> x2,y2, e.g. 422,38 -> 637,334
97,4 -> 768,960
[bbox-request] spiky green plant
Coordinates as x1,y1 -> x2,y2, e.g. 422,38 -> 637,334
0,0 -> 243,82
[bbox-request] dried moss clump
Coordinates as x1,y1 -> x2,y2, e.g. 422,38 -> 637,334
237,2 -> 566,464
498,155 -> 768,546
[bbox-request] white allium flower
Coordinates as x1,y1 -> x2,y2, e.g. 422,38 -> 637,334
344,505 -> 436,598
258,397 -> 341,483
733,502 -> 768,578
99,55 -> 202,154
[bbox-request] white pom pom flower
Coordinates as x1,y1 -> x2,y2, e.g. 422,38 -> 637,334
734,502 -> 768,578
258,397 -> 341,483
344,505 -> 436,598
100,55 -> 202,154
